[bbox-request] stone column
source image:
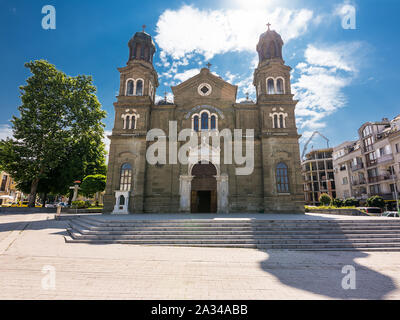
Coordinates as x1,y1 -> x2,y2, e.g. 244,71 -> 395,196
216,174 -> 229,213
179,175 -> 193,213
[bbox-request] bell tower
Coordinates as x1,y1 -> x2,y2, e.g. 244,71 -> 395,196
253,23 -> 291,98
104,26 -> 159,214
117,25 -> 159,100
254,24 -> 305,213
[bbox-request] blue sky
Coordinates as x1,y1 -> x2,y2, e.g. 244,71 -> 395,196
0,0 -> 399,153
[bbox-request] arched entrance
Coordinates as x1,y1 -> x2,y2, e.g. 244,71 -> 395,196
190,162 -> 217,213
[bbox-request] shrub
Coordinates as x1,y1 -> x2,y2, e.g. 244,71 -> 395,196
366,196 -> 385,209
331,198 -> 344,208
319,193 -> 332,206
71,200 -> 90,209
344,198 -> 360,207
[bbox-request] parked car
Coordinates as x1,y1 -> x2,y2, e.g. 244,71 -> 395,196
57,202 -> 69,208
382,212 -> 400,218
357,207 -> 383,216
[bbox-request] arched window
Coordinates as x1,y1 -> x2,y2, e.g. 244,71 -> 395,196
274,114 -> 278,129
127,80 -> 134,96
130,116 -> 136,129
211,115 -> 216,130
267,79 -> 275,94
201,113 -> 209,130
119,195 -> 125,206
276,78 -> 284,94
276,162 -> 289,193
136,80 -> 143,96
120,163 -> 132,191
193,116 -> 199,132
279,115 -> 284,128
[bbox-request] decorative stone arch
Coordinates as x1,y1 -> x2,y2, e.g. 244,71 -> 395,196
122,110 -> 140,130
269,112 -> 288,128
135,78 -> 144,96
179,145 -> 228,214
275,76 -> 285,94
125,78 -> 135,96
191,109 -> 219,131
266,77 -> 275,94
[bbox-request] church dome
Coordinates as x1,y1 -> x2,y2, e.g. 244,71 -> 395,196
128,26 -> 156,64
256,24 -> 284,65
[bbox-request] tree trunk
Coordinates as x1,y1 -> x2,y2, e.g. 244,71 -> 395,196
42,192 -> 48,208
28,178 -> 40,208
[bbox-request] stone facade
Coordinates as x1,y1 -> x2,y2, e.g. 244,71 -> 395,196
104,26 -> 304,214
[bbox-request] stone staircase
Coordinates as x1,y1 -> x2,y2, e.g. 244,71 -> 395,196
64,216 -> 400,251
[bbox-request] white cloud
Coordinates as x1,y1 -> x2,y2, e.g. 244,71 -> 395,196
173,68 -> 200,82
155,5 -> 314,61
293,42 -> 362,137
0,125 -> 13,141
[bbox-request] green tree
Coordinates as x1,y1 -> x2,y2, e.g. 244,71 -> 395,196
80,174 -> 106,206
319,193 -> 332,206
0,60 -> 106,207
366,196 -> 385,209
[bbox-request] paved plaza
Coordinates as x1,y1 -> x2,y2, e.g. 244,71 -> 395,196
1,212 -> 400,299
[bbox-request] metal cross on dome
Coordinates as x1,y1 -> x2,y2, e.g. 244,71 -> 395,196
206,62 -> 212,69
267,22 -> 271,30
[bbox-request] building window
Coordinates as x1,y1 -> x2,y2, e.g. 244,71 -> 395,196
122,113 -> 139,130
276,78 -> 284,94
342,177 -> 348,185
136,80 -> 143,96
267,78 -> 275,94
193,116 -> 199,132
120,163 -> 132,191
276,162 -> 289,193
201,113 -> 209,130
271,112 -> 288,129
211,115 -> 216,130
192,110 -> 218,131
362,125 -> 373,138
126,80 -> 134,96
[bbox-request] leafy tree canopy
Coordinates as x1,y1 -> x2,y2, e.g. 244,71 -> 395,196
0,60 -> 107,207
80,174 -> 106,198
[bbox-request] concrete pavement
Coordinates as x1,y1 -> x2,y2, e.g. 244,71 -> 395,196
1,212 -> 400,299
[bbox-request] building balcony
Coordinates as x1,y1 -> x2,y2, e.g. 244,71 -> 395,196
364,145 -> 374,153
351,163 -> 364,172
377,153 -> 394,165
366,160 -> 378,168
368,175 -> 393,184
352,179 -> 367,186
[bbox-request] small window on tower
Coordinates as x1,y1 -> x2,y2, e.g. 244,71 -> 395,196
276,79 -> 284,94
267,79 -> 275,94
127,80 -> 134,96
136,80 -> 143,96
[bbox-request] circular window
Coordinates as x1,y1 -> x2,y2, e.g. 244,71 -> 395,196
198,83 -> 212,96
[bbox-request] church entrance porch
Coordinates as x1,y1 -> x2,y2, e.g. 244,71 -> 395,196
190,163 -> 217,214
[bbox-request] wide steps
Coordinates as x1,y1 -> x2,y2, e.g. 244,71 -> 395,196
64,217 -> 400,251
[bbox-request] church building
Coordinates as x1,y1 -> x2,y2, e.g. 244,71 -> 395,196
103,25 -> 305,214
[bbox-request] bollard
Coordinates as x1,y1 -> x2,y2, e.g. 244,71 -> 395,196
56,205 -> 62,217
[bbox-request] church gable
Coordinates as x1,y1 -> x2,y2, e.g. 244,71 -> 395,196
171,68 -> 238,104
